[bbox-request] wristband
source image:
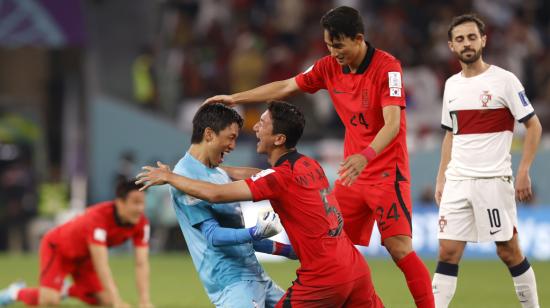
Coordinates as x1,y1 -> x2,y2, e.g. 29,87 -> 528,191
360,146 -> 377,162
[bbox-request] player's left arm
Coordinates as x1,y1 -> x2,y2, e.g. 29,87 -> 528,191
134,246 -> 153,308
516,115 -> 542,202
136,162 -> 253,203
339,105 -> 401,186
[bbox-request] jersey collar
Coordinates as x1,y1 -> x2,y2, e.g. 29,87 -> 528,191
274,150 -> 302,168
342,41 -> 375,75
113,203 -> 135,228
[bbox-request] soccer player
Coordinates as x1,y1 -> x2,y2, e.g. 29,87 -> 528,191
432,14 -> 542,308
204,6 -> 433,307
0,180 -> 153,308
147,103 -> 288,308
137,101 -> 384,307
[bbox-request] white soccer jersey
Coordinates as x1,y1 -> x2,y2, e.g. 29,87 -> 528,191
441,65 -> 535,179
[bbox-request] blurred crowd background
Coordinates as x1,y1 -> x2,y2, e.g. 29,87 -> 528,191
1,0 -> 550,253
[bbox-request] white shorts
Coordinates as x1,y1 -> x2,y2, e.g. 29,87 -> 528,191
437,177 -> 518,242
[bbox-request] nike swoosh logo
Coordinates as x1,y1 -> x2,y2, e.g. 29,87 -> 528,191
519,300 -> 528,303
333,89 -> 351,94
449,98 -> 458,103
490,229 -> 502,235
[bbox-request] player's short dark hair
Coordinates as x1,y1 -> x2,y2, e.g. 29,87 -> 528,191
267,101 -> 305,149
115,179 -> 143,200
191,103 -> 244,144
320,6 -> 364,40
448,14 -> 486,41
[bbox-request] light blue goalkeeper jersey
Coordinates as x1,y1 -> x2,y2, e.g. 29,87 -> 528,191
171,152 -> 269,299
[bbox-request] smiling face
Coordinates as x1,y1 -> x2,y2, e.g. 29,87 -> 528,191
205,122 -> 239,167
253,111 -> 276,155
448,21 -> 486,64
323,30 -> 364,66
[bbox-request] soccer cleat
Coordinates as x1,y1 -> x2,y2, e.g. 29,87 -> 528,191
0,281 -> 26,306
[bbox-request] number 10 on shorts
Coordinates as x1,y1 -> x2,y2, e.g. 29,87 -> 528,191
487,208 -> 501,228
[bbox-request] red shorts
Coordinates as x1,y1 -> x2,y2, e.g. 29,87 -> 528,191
334,180 -> 412,246
275,275 -> 383,308
39,233 -> 103,294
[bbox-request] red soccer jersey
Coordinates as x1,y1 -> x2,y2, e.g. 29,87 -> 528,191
47,201 -> 149,260
295,43 -> 410,184
245,151 -> 369,286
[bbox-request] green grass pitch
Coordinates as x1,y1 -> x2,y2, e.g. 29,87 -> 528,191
1,254 -> 548,307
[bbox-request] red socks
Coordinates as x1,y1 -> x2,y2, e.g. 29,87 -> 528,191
397,251 -> 435,308
17,288 -> 39,306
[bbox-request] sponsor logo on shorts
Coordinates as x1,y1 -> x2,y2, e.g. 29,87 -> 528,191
489,229 -> 502,235
439,216 -> 447,232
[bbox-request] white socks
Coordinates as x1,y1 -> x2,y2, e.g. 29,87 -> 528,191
432,273 -> 457,308
432,262 -> 458,308
510,259 -> 539,308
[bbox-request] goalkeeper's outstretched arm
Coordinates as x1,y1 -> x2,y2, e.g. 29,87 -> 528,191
136,162 -> 252,203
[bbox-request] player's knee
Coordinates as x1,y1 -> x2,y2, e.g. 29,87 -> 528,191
496,244 -> 522,266
384,236 -> 412,261
40,295 -> 61,306
438,247 -> 461,263
39,288 -> 61,306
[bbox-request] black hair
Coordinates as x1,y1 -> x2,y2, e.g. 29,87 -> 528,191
115,179 -> 143,199
267,101 -> 305,149
448,14 -> 486,40
191,103 -> 244,144
320,6 -> 365,40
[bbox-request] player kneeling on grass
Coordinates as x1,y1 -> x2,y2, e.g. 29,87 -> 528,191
137,101 -> 384,307
0,180 -> 153,308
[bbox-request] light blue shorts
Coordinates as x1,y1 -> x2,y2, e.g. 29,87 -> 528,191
210,279 -> 284,308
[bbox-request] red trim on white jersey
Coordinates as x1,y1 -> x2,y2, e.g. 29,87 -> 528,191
454,108 -> 514,135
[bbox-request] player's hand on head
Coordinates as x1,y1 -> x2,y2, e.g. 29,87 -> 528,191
135,161 -> 172,191
203,95 -> 235,107
515,172 -> 532,202
251,211 -> 283,240
338,154 -> 367,186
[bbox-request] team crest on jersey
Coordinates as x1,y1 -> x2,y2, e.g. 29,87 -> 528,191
480,90 -> 492,107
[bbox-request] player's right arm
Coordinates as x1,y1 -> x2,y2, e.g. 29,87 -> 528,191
204,78 -> 301,106
89,244 -> 130,308
435,131 -> 453,206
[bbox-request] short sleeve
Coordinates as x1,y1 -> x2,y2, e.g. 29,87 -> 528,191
244,168 -> 286,202
133,218 -> 150,247
504,73 -> 535,122
86,214 -> 109,246
379,60 -> 406,108
441,83 -> 453,131
294,58 -> 327,94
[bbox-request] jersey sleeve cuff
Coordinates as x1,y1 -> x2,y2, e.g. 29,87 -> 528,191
294,75 -> 316,94
518,112 -> 535,123
244,178 -> 262,202
441,124 -> 453,131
